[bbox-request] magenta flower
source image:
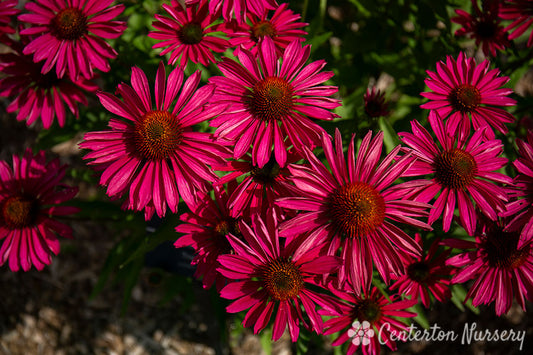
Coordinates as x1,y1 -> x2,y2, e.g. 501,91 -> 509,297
217,211 -> 341,341
321,285 -> 417,355
500,0 -> 533,47
0,0 -> 18,37
227,3 -> 308,56
19,0 -> 126,81
208,0 -> 278,24
399,110 -> 512,236
149,0 -> 230,68
420,52 -> 516,140
363,86 -> 390,119
174,183 -> 241,291
444,216 -> 533,316
451,0 -> 509,57
80,62 -> 231,220
390,234 -> 453,308
213,151 -> 300,218
277,129 -> 431,293
0,40 -> 98,129
501,130 -> 533,244
209,37 -> 341,168
0,149 -> 79,272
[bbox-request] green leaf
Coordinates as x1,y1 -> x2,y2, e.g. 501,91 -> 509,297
295,328 -> 310,355
378,116 -> 400,153
209,287 -> 229,344
133,35 -> 156,52
348,0 -> 372,17
464,296 -> 480,315
142,0 -> 161,14
411,303 -> 429,329
157,273 -> 195,311
89,213 -> 149,306
120,213 -> 181,267
306,31 -> 333,52
259,326 -> 273,355
120,258 -> 144,315
333,344 -> 344,355
422,0 -> 449,21
507,61 -> 531,89
90,237 -> 134,300
450,284 -> 466,312
450,284 -> 479,315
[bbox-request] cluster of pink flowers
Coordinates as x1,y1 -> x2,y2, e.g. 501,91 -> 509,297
451,0 -> 533,57
2,0 -> 533,354
0,0 -> 126,128
0,149 -> 79,271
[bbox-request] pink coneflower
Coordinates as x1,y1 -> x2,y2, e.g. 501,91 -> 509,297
501,130 -> 533,244
208,0 -> 278,24
444,215 -> 533,315
420,52 -> 516,140
0,149 -> 79,272
398,110 -> 512,236
390,234 -> 453,308
0,0 -> 18,37
209,37 -> 341,168
0,39 -> 98,129
451,0 -> 509,57
80,62 -> 231,220
500,0 -> 533,47
149,0 -> 230,68
213,151 -> 300,218
277,129 -> 431,293
321,285 -> 417,355
19,0 -> 126,81
363,86 -> 390,119
174,183 -> 241,291
227,3 -> 308,56
217,211 -> 341,341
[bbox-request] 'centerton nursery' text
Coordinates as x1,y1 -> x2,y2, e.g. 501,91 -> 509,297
380,323 -> 526,350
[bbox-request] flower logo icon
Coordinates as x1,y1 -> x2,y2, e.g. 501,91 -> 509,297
347,320 -> 375,345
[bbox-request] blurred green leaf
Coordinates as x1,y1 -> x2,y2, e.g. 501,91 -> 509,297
295,329 -> 310,355
120,257 -> 144,315
450,284 -> 480,315
411,303 -> 430,329
120,213 -> 181,267
348,0 -> 372,17
378,116 -> 400,152
260,326 -> 273,354
306,30 -> 333,52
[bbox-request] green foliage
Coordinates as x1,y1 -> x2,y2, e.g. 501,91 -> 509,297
88,205 -> 182,314
259,327 -> 273,354
411,303 -> 430,329
450,284 -> 480,315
